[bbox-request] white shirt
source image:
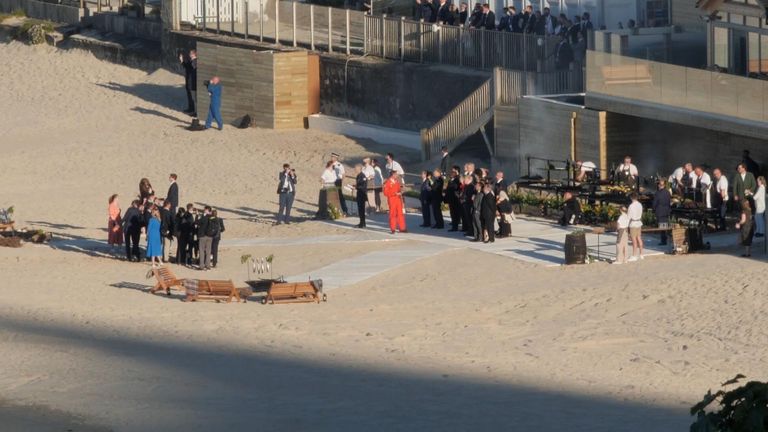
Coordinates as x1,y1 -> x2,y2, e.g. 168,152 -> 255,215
617,163 -> 638,177
321,169 -> 336,185
627,201 -> 643,228
617,213 -> 630,229
281,172 -> 293,193
756,185 -> 766,214
687,171 -> 698,187
698,172 -> 711,208
332,161 -> 345,180
386,160 -> 404,176
362,165 -> 375,179
373,166 -> 384,187
669,167 -> 684,184
716,176 -> 729,201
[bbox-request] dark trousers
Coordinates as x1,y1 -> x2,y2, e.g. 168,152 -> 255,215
483,215 -> 495,242
472,211 -> 483,240
448,199 -> 461,230
176,235 -> 187,265
185,87 -> 196,113
124,230 -> 140,260
212,236 -> 220,267
187,235 -> 198,263
500,219 -> 511,237
432,200 -> 444,228
462,203 -> 474,236
374,187 -> 382,209
335,179 -> 348,213
421,198 -> 432,226
278,192 -> 295,223
356,194 -> 367,227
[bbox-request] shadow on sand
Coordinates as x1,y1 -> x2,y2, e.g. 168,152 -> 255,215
0,312 -> 689,431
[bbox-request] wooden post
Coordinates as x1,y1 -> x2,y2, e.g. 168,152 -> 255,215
419,18 -> 423,63
481,28 -> 485,69
459,24 -> 463,66
437,23 -> 442,64
202,0 -> 207,32
310,4 -> 315,50
259,0 -> 263,42
346,9 -> 350,55
328,7 -> 333,53
292,1 -> 297,47
216,0 -> 220,34
400,17 -> 404,61
381,14 -> 386,58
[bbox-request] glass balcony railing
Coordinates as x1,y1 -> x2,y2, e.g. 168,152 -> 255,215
586,50 -> 768,124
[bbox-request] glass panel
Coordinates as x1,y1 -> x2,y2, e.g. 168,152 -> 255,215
749,31 -> 760,73
746,16 -> 760,29
761,34 -> 768,73
714,26 -> 729,70
729,14 -> 744,25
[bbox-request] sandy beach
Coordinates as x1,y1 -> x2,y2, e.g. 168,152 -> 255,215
2,37 -> 768,431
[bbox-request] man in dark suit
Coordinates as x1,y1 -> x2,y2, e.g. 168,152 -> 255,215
277,163 -> 297,225
435,0 -> 450,24
446,166 -> 462,232
167,173 -> 179,214
439,146 -> 451,176
480,183 -> 497,243
733,163 -> 757,212
353,165 -> 369,228
179,49 -> 197,116
509,6 -> 521,32
492,171 -> 507,196
520,5 -> 532,33
559,191 -> 581,226
431,169 -> 445,229
652,179 -> 672,246
555,34 -> 574,70
159,200 -> 175,263
480,3 -> 495,30
121,200 -> 144,262
497,7 -> 511,31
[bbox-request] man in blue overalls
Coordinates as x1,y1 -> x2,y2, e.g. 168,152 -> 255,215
205,76 -> 223,130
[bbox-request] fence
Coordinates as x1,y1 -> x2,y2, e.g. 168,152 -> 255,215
421,67 -> 584,158
180,0 -> 568,71
0,0 -> 84,25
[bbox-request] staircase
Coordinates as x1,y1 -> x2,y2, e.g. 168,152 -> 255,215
420,67 -> 584,161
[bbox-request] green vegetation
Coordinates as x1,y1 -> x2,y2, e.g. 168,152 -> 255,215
327,203 -> 342,220
0,9 -> 26,22
691,375 -> 768,431
11,19 -> 55,44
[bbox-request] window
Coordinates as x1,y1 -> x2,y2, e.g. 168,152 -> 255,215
762,34 -> 768,72
749,31 -> 760,72
714,26 -> 729,69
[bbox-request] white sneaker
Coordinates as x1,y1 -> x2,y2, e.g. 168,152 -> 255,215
628,256 -> 639,262
639,255 -> 644,260
612,260 -> 624,265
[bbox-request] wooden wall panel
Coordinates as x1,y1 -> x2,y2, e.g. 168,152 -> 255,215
273,51 -> 309,129
307,52 -> 321,115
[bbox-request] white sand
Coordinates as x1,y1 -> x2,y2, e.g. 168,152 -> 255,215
1,38 -> 768,431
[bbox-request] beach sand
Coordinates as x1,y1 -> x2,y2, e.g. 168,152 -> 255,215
2,38 -> 768,431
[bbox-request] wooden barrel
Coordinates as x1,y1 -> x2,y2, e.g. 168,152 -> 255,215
564,232 -> 587,264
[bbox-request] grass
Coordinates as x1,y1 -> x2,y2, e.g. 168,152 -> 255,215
13,18 -> 55,41
0,8 -> 26,22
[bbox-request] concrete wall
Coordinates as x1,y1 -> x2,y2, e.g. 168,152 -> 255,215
0,0 -> 84,25
605,112 -> 768,180
320,55 -> 490,132
196,41 -> 276,128
505,97 -> 603,180
90,13 -> 163,41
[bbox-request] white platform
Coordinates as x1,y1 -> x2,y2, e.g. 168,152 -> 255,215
308,114 -> 421,151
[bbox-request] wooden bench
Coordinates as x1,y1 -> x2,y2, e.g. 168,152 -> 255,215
196,279 -> 241,303
150,266 -> 184,295
602,64 -> 652,85
263,280 -> 325,304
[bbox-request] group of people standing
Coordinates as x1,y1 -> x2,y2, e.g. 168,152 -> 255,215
107,174 -> 226,270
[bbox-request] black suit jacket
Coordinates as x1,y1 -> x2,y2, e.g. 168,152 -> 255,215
440,154 -> 451,175
436,2 -> 450,23
481,192 -> 497,219
167,182 -> 179,211
431,176 -> 445,203
481,11 -> 496,30
277,170 -> 297,194
122,207 -> 143,233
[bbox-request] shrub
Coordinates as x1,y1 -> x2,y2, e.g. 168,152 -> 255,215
691,375 -> 768,432
13,19 -> 54,43
327,203 -> 342,220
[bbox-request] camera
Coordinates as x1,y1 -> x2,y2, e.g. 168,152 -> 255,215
203,80 -> 211,87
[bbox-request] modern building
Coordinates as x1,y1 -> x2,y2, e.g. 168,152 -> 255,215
698,0 -> 768,76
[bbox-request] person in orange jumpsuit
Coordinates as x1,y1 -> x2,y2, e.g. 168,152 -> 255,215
383,171 -> 407,234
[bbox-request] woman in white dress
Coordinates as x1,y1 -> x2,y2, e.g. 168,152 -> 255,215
754,176 -> 766,238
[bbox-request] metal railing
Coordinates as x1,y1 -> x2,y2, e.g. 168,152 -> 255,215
421,67 -> 585,159
180,0 -> 569,72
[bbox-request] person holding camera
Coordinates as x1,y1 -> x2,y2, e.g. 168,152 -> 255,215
277,163 -> 297,225
204,76 -> 223,131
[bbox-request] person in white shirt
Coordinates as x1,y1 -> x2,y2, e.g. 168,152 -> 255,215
362,157 -> 376,213
320,161 -> 337,187
713,168 -> 729,231
331,153 -> 348,215
682,163 -> 697,199
385,152 -> 404,179
372,158 -> 385,212
694,166 -> 711,208
616,156 -> 638,188
755,176 -> 766,237
574,160 -> 597,183
614,206 -> 629,265
627,193 -> 644,261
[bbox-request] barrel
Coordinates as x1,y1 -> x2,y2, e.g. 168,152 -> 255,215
564,232 -> 587,264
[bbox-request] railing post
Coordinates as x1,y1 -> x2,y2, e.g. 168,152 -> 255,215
216,0 -> 220,34
202,0 -> 207,32
400,17 -> 405,62
328,7 -> 333,53
419,18 -> 423,63
292,1 -> 297,47
231,0 -> 235,35
346,9 -> 350,55
244,0 -> 249,38
259,0 -> 263,42
275,0 -> 279,44
437,23 -> 442,64
459,24 -> 463,67
381,14 -> 386,58
310,4 -> 315,50
480,28 -> 485,69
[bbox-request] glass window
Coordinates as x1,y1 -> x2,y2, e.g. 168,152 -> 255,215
762,34 -> 768,72
746,16 -> 760,29
714,26 -> 729,69
749,32 -> 760,72
730,14 -> 744,25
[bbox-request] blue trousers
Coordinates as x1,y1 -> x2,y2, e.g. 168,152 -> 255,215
205,102 -> 222,130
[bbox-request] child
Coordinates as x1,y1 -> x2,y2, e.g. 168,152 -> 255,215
614,206 -> 629,265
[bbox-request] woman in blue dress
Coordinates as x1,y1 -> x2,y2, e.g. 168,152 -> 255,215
146,208 -> 163,267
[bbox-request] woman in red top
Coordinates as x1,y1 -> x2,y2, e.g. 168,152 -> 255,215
383,171 -> 407,234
